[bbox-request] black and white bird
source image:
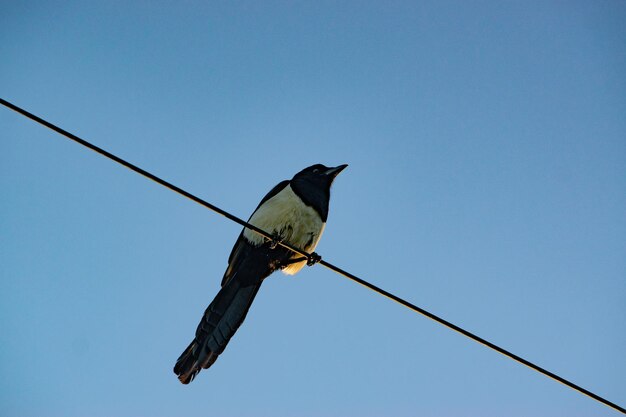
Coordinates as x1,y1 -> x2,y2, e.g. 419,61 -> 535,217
174,163 -> 347,384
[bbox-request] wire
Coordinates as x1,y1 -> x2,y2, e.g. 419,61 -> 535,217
2,97 -> 624,414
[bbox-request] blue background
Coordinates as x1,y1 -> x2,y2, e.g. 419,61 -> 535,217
1,2 -> 625,416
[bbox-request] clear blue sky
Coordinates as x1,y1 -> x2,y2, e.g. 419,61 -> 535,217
1,2 -> 625,416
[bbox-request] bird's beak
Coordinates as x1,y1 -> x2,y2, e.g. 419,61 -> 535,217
325,164 -> 348,178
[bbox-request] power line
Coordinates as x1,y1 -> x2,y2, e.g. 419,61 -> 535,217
2,97 -> 624,415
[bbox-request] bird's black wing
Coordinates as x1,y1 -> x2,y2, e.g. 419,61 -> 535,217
174,180 -> 293,383
220,179 -> 290,287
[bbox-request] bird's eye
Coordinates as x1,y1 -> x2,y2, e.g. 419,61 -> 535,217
312,168 -> 319,173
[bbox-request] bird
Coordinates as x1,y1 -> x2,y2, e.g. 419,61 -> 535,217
174,163 -> 348,384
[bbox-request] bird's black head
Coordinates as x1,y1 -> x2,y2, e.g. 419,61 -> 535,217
293,164 -> 348,184
290,164 -> 348,221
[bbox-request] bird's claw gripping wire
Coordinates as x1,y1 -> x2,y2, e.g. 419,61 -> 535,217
306,252 -> 321,266
275,252 -> 321,269
268,232 -> 282,249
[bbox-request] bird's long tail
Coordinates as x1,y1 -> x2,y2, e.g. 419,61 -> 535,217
174,277 -> 263,384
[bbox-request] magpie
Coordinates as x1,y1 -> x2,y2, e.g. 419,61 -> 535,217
174,163 -> 347,384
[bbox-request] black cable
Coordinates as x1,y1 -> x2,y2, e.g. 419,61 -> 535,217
2,97 -> 624,414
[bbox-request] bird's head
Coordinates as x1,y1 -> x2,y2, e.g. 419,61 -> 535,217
290,164 -> 348,221
292,164 -> 348,188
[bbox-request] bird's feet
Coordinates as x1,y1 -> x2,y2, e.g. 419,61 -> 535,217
306,252 -> 321,266
268,232 -> 283,249
274,252 -> 321,270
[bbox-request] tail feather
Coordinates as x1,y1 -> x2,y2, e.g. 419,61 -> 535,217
174,278 -> 262,384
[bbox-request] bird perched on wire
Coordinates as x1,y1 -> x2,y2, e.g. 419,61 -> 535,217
174,163 -> 348,384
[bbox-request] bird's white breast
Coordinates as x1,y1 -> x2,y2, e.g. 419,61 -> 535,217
243,184 -> 325,275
